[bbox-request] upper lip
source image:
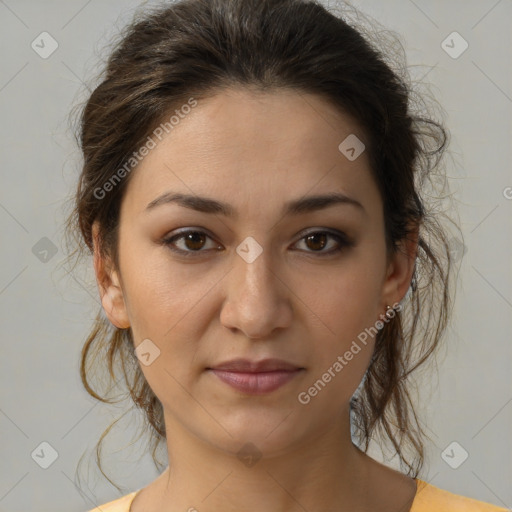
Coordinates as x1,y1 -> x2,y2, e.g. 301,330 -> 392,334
208,358 -> 303,372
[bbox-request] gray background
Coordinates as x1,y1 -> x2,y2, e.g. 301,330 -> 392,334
0,0 -> 511,511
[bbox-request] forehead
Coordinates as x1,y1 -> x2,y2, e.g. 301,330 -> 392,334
153,87 -> 366,163
120,87 -> 379,217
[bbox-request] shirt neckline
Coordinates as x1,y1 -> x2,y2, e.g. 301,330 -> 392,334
410,478 -> 429,510
128,478 -> 428,511
127,489 -> 140,512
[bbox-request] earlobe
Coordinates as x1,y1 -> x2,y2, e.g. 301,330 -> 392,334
382,226 -> 419,307
100,286 -> 130,329
92,221 -> 130,329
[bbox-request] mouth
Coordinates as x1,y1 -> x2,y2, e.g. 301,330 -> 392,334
206,358 -> 305,395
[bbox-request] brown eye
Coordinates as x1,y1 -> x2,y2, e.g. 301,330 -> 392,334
294,230 -> 353,256
182,231 -> 207,250
304,232 -> 329,251
162,229 -> 220,256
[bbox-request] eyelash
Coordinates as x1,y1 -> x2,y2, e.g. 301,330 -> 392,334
160,228 -> 354,258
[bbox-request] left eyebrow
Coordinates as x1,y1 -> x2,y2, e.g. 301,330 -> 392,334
144,191 -> 366,218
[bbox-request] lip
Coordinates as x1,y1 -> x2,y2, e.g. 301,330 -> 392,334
208,369 -> 304,394
206,358 -> 305,395
208,358 -> 303,372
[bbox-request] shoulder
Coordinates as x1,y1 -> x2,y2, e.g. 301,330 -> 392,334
412,479 -> 509,512
85,490 -> 138,512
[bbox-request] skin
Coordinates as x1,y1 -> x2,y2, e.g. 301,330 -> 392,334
92,86 -> 419,512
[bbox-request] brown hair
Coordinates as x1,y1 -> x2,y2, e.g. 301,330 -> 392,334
63,0 -> 460,491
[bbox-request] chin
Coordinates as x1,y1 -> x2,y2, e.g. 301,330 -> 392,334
204,414 -> 309,460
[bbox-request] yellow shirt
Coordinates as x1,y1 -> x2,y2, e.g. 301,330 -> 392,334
87,478 -> 509,511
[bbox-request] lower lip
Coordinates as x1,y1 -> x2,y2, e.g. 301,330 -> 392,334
208,369 -> 303,394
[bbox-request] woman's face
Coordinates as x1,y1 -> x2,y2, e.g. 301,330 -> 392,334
94,87 -> 414,456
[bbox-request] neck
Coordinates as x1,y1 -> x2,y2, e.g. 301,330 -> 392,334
154,406 -> 376,512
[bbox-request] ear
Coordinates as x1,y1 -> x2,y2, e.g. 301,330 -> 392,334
92,221 -> 130,329
380,223 -> 419,308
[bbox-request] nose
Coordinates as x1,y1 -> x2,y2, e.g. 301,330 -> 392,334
219,243 -> 293,339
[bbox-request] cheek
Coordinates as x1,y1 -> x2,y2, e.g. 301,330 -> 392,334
118,234 -> 198,334
306,264 -> 382,337
126,272 -> 208,358
297,274 -> 379,409
297,254 -> 384,377
126,272 -> 210,410
121,251 -> 219,379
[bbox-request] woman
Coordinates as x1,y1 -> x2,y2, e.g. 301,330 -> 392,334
64,0 -> 507,510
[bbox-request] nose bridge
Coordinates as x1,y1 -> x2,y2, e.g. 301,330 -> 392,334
221,236 -> 291,338
234,237 -> 278,304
